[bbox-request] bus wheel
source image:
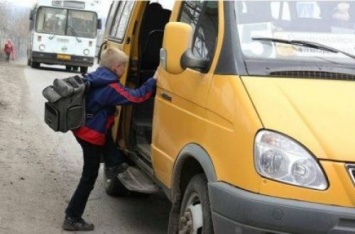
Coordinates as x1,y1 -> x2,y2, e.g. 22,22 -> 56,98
31,61 -> 40,68
80,66 -> 88,74
103,164 -> 131,197
65,65 -> 72,71
178,174 -> 213,234
73,66 -> 79,71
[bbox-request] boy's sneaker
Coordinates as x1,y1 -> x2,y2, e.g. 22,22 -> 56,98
62,217 -> 94,231
116,162 -> 129,173
107,162 -> 129,177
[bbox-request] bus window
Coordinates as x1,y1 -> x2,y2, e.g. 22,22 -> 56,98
237,1 -> 273,23
36,7 -> 66,35
270,2 -> 291,21
68,11 -> 97,38
235,1 -> 355,61
105,1 -> 120,36
296,2 -> 321,19
110,2 -> 125,38
179,1 -> 218,63
110,1 -> 135,42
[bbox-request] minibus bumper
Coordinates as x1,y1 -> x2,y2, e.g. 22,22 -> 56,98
209,182 -> 355,234
31,51 -> 94,67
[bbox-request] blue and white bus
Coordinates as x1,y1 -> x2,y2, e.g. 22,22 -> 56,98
28,0 -> 102,73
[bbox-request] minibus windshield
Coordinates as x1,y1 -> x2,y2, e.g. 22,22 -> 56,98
234,1 -> 355,62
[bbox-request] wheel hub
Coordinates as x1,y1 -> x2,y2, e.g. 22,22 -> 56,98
179,203 -> 203,234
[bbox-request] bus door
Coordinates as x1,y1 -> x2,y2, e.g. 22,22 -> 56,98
130,1 -> 171,166
100,1 -> 142,146
101,0 -> 172,160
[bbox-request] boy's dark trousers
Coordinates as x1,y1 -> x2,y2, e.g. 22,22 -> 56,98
65,134 -> 124,219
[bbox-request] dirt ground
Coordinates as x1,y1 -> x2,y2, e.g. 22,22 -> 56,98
0,60 -> 170,234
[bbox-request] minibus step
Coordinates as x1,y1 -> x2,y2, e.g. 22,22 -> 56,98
117,166 -> 159,194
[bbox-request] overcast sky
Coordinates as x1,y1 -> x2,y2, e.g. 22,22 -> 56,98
5,0 -> 37,8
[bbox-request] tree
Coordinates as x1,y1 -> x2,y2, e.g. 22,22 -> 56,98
0,0 -> 31,59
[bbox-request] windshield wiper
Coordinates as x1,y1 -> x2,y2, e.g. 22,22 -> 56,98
252,37 -> 355,60
68,24 -> 82,42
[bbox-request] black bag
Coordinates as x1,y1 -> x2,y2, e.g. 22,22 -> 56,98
42,75 -> 89,133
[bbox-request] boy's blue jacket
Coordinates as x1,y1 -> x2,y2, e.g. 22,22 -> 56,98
72,67 -> 156,145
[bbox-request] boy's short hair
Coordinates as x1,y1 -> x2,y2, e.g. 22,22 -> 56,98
99,47 -> 129,69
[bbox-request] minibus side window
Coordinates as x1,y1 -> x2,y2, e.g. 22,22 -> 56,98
110,2 -> 125,38
105,1 -> 120,36
110,1 -> 135,42
178,1 -> 218,63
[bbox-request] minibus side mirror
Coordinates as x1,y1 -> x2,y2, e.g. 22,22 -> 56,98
97,19 -> 102,30
181,49 -> 209,73
160,22 -> 192,74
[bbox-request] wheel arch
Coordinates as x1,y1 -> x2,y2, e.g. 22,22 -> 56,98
172,144 -> 217,195
168,143 -> 217,232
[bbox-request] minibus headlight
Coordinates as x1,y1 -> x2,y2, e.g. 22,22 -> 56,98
254,130 -> 328,190
83,49 -> 90,55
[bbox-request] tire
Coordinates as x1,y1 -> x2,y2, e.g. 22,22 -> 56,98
65,65 -> 72,71
80,66 -> 88,74
178,174 -> 214,234
31,61 -> 40,68
103,164 -> 131,197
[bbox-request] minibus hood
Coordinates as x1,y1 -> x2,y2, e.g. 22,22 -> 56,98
243,77 -> 355,162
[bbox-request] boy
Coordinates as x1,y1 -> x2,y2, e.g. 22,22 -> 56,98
63,48 -> 157,231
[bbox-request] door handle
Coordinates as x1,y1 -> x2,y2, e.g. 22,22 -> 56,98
160,92 -> 172,101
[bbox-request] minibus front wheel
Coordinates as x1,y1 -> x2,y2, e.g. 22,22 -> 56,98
178,174 -> 213,233
80,66 -> 88,74
31,61 -> 40,69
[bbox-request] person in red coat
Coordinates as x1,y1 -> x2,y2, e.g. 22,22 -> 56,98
3,39 -> 14,62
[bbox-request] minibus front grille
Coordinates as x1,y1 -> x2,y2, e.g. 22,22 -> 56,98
346,164 -> 355,186
269,71 -> 355,80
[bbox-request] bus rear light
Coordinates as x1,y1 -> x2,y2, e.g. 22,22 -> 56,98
37,35 -> 42,42
83,49 -> 90,55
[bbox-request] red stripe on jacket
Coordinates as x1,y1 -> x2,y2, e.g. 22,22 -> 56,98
72,126 -> 105,146
109,83 -> 152,103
